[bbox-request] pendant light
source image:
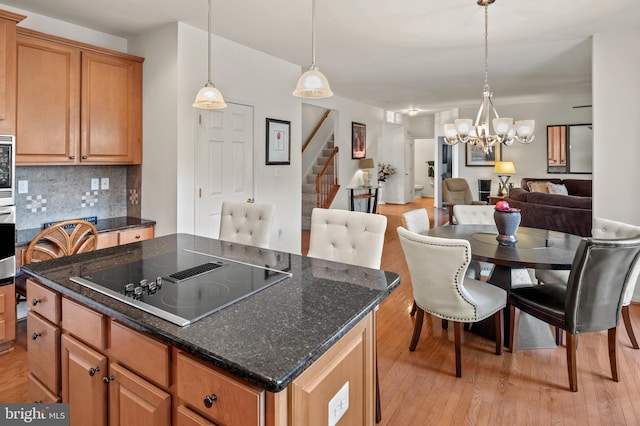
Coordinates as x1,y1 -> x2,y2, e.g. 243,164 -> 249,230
293,0 -> 333,98
193,0 -> 227,109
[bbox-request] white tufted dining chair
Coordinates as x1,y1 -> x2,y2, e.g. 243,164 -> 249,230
307,207 -> 387,422
398,226 -> 507,377
401,208 -> 430,235
535,217 -> 640,349
452,204 -> 495,225
219,201 -> 275,248
307,208 -> 387,269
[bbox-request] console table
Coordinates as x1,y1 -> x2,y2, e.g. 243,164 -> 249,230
348,186 -> 380,213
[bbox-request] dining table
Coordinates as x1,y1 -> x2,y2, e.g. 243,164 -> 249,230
428,224 -> 583,347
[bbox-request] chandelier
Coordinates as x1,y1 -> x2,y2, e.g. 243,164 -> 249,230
444,0 -> 534,154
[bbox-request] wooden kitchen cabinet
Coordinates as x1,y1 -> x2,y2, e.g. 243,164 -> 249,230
96,225 -> 154,249
15,28 -> 143,166
0,10 -> 25,135
0,283 -> 16,351
61,334 -> 108,426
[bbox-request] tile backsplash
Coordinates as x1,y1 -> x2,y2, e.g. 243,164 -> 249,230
15,165 -> 140,230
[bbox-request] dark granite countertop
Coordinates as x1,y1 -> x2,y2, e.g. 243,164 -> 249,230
16,216 -> 156,247
21,233 -> 400,393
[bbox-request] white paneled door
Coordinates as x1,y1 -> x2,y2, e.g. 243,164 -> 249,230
195,102 -> 254,237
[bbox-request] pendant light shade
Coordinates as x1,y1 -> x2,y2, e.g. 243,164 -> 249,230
293,0 -> 333,99
193,82 -> 226,109
193,0 -> 227,109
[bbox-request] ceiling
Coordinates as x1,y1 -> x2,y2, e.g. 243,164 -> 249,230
4,0 -> 640,114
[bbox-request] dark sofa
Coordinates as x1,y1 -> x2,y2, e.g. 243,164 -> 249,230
503,178 -> 592,236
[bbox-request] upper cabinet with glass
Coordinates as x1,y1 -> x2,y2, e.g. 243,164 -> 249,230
547,124 -> 593,174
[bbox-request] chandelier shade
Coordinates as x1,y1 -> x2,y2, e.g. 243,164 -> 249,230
444,0 -> 534,154
293,0 -> 333,99
193,0 -> 227,109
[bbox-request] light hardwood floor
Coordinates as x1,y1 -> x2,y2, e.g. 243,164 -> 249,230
4,199 -> 640,425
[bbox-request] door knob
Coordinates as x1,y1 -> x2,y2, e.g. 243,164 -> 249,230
247,198 -> 254,203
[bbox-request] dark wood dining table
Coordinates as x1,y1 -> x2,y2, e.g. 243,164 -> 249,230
428,224 -> 583,346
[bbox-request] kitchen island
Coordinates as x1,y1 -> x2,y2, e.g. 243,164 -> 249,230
22,233 -> 400,425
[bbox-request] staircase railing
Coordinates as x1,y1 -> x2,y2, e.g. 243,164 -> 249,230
302,110 -> 330,153
316,147 -> 340,208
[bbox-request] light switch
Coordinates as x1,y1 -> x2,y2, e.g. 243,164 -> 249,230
91,178 -> 99,190
18,180 -> 28,194
101,178 -> 109,190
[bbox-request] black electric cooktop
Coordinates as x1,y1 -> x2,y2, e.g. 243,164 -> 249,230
71,249 -> 291,327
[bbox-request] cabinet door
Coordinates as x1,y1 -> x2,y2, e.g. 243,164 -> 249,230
0,13 -> 23,134
81,51 -> 142,164
108,362 -> 171,426
0,283 -> 16,343
61,334 -> 108,426
16,33 -> 80,164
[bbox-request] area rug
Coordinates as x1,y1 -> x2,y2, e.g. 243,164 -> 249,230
516,311 -> 558,350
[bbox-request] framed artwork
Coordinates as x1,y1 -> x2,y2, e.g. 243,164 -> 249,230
265,118 -> 291,165
352,122 -> 366,159
465,142 -> 501,166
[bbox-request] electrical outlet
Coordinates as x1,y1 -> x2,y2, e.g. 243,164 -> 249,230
101,178 -> 109,190
328,381 -> 349,426
91,178 -> 99,190
18,180 -> 28,194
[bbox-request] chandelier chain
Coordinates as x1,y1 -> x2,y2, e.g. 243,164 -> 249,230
483,4 -> 489,92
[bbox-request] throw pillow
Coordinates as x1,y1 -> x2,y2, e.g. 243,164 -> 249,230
547,182 -> 569,195
527,181 -> 550,193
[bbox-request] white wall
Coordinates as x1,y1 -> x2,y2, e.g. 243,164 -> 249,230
130,22 -> 303,253
129,24 -> 179,239
0,3 -> 126,52
454,98 -> 593,199
593,25 -> 640,301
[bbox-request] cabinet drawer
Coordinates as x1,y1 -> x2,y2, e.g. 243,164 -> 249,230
177,405 -> 216,426
118,227 -> 153,245
177,353 -> 264,426
109,321 -> 170,388
27,279 -> 61,325
28,373 -> 61,403
27,311 -> 60,395
61,298 -> 107,350
96,231 -> 118,249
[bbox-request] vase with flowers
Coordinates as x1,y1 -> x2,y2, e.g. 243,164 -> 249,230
377,163 -> 395,204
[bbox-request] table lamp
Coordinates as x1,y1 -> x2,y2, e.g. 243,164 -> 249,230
493,161 -> 516,196
359,158 -> 375,186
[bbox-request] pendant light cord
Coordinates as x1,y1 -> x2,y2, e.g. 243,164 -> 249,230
311,0 -> 317,67
207,0 -> 212,84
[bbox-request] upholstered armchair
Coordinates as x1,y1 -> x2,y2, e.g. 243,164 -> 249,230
442,178 -> 487,224
397,226 -> 507,378
219,201 -> 275,248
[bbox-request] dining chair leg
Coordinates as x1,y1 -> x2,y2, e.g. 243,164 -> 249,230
555,327 -> 563,346
454,321 -> 462,377
608,327 -> 620,382
494,310 -> 503,355
409,308 -> 424,351
410,301 -> 417,317
509,305 -> 520,353
442,319 -> 448,330
621,305 -> 640,349
566,332 -> 578,392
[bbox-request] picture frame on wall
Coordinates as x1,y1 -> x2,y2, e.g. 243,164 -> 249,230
465,143 -> 501,166
351,122 -> 366,159
265,118 -> 291,165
